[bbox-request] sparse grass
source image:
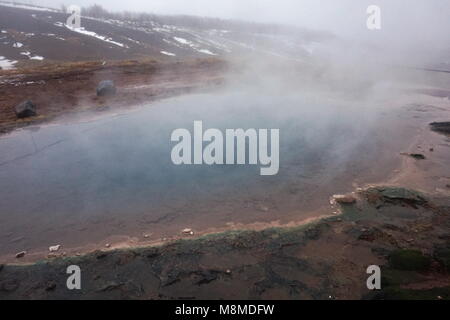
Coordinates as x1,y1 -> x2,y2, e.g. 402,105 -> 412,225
388,250 -> 432,271
379,286 -> 450,300
0,57 -> 225,77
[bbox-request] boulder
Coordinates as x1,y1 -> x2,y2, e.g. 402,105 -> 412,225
49,245 -> 61,252
15,251 -> 26,259
332,194 -> 357,205
14,100 -> 36,118
364,187 -> 427,206
409,153 -> 426,160
430,122 -> 450,135
96,80 -> 116,96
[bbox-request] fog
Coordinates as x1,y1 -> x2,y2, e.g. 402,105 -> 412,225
31,0 -> 450,43
13,0 -> 443,71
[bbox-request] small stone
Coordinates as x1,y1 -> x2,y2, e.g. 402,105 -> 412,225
45,282 -> 56,291
96,80 -> 116,97
182,228 -> 192,234
409,153 -> 426,160
97,281 -> 123,292
105,243 -> 111,248
15,251 -> 26,259
332,194 -> 357,205
225,269 -> 232,274
49,245 -> 61,252
143,234 -> 150,239
95,105 -> 110,112
430,148 -> 434,152
14,100 -> 36,118
1,279 -> 19,292
446,184 -> 450,189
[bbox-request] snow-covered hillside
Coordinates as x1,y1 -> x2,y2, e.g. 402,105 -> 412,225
0,1 -> 332,69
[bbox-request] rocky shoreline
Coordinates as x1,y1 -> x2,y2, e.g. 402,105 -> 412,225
0,184 -> 449,300
0,58 -> 226,135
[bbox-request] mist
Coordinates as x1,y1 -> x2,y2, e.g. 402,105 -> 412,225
29,1 -> 449,49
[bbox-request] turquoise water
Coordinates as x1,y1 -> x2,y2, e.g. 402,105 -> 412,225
0,90 -> 398,256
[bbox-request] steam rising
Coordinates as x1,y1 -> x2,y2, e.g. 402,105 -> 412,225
1,0 -> 449,254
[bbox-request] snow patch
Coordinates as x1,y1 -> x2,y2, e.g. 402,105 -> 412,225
173,37 -> 192,45
197,49 -> 217,55
20,51 -> 43,60
160,51 -> 176,57
65,25 -> 128,48
0,56 -> 17,70
30,55 -> 44,60
0,2 -> 58,12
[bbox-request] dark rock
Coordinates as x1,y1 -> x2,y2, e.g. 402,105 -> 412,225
434,247 -> 450,271
96,281 -> 124,292
358,228 -> 383,242
438,234 -> 450,241
94,250 -> 108,259
96,80 -> 116,97
388,249 -> 431,271
430,122 -> 450,135
0,279 -> 19,292
304,224 -> 329,241
15,251 -> 26,259
195,270 -> 218,285
382,223 -> 404,232
357,227 -> 398,245
45,281 -> 56,291
364,187 -> 427,207
14,100 -> 36,118
144,248 -> 160,259
332,194 -> 357,205
409,153 -> 426,160
95,105 -> 110,112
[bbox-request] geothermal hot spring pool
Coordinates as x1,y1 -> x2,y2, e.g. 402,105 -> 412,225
0,89 -> 414,260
